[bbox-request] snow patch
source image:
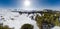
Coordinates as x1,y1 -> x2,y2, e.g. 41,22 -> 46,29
0,11 -> 39,29
51,26 -> 60,29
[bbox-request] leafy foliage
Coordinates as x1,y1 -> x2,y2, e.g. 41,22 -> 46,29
35,12 -> 60,29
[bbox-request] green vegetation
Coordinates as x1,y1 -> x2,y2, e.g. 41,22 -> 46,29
21,24 -> 34,29
35,12 -> 60,29
3,25 -> 13,29
0,23 -> 3,29
0,24 -> 13,29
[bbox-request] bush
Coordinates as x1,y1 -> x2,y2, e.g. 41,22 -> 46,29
21,24 -> 34,29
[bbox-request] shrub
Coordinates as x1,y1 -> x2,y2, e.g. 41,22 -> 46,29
21,24 -> 34,29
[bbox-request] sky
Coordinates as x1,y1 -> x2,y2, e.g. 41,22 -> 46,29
0,0 -> 60,10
